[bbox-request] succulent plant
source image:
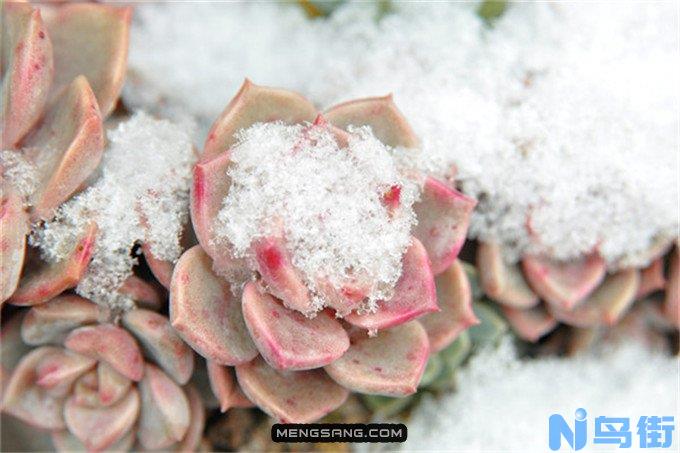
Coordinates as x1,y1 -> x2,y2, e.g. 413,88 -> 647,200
1,295 -> 205,452
1,2 -> 130,306
169,80 -> 479,424
476,239 -> 679,350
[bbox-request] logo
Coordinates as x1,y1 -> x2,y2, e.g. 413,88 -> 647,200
549,409 -> 675,450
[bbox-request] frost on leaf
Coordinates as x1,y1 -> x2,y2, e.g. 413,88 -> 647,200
30,112 -> 196,311
214,122 -> 420,313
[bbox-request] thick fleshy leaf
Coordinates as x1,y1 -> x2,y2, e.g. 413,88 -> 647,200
636,258 -> 666,299
663,246 -> 679,328
2,346 -> 66,429
170,245 -> 257,365
52,429 -> 135,453
1,2 -> 53,147
477,242 -> 539,308
8,222 -> 96,306
64,324 -> 144,381
137,364 -> 190,450
190,152 -> 247,278
522,253 -> 606,310
175,385 -> 206,452
23,75 -> 103,219
236,356 -> 349,423
34,348 -> 95,394
45,3 -> 131,118
502,305 -> 558,342
97,362 -> 131,407
21,295 -> 101,345
324,322 -> 430,396
71,370 -> 100,407
253,237 -> 313,313
142,242 -> 174,289
122,308 -> 194,385
412,177 -> 476,275
202,79 -> 317,163
345,238 -> 438,331
324,95 -> 419,148
118,275 -> 164,311
64,387 -> 139,451
468,302 -> 508,348
549,269 -> 640,327
242,282 -> 349,370
419,260 -> 479,353
0,184 -> 28,304
206,361 -> 235,413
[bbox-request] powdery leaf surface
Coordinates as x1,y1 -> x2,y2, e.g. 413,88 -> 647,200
30,112 -> 196,311
128,3 -> 678,266
214,122 -> 419,312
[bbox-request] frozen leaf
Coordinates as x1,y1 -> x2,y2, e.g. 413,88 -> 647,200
236,356 -> 349,423
96,362 -> 131,407
21,295 -> 101,345
34,348 -> 96,393
142,242 -> 174,289
206,361 -> 235,413
117,275 -> 164,311
0,184 -> 29,303
413,177 -> 476,275
170,245 -> 257,365
174,385 -> 206,452
502,305 -> 557,342
1,2 -> 53,147
477,242 -> 539,308
242,281 -> 349,370
419,260 -> 479,353
51,429 -> 135,453
324,322 -> 430,396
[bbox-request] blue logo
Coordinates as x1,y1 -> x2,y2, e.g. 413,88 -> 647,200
549,409 -> 675,450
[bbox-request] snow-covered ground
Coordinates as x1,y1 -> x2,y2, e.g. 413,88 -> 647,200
127,1 -> 679,268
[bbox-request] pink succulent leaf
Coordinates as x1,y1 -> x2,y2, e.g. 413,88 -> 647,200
230,384 -> 255,409
34,348 -> 96,395
0,184 -> 29,304
253,237 -> 314,313
522,252 -> 607,311
142,242 -> 174,289
312,113 -> 351,147
345,238 -> 438,331
8,222 -> 97,306
64,387 -> 139,451
96,362 -> 132,408
324,95 -> 419,148
64,323 -> 144,381
117,275 -> 165,311
242,281 -> 350,370
137,364 -> 191,450
202,79 -> 317,163
20,295 -> 101,345
206,361 -> 235,413
663,245 -> 679,328
324,321 -> 430,396
502,305 -> 558,342
71,370 -> 100,407
45,3 -> 131,118
549,269 -> 640,328
1,2 -> 54,148
23,75 -> 104,220
235,356 -> 349,424
174,384 -> 206,452
51,428 -> 135,453
419,260 -> 479,353
477,242 -> 539,308
170,245 -> 258,366
636,258 -> 666,300
413,177 -> 477,275
190,151 -> 248,275
121,308 -> 194,385
2,346 -> 67,430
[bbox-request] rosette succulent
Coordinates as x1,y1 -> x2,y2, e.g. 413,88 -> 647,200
1,296 -> 204,452
169,80 -> 479,423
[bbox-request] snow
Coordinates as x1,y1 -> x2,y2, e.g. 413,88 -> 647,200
214,122 -> 419,312
0,150 -> 37,200
30,113 -> 196,310
396,337 -> 679,451
127,1 -> 679,268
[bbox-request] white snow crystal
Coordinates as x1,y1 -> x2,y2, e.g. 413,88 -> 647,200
214,122 -> 419,311
397,337 -> 679,451
31,112 -> 196,310
0,150 -> 38,201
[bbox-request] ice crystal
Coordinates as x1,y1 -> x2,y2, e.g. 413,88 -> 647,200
0,150 -> 38,200
31,112 -> 196,310
214,122 -> 419,311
